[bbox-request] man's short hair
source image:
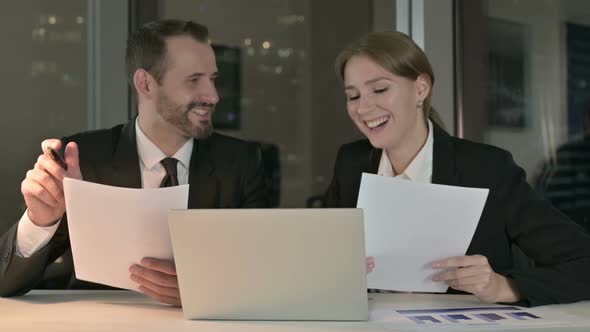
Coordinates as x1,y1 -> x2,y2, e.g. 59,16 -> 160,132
126,19 -> 209,86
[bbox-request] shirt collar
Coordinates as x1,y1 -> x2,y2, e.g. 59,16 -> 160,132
377,119 -> 433,182
135,119 -> 193,171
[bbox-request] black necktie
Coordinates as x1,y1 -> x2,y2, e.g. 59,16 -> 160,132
160,157 -> 179,187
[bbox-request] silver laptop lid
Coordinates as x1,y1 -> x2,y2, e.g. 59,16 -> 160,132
169,208 -> 368,321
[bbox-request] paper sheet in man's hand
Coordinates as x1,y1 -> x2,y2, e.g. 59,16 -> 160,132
63,178 -> 189,291
357,173 -> 489,292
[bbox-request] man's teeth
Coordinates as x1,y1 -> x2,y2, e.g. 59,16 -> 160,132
192,109 -> 209,116
366,117 -> 389,129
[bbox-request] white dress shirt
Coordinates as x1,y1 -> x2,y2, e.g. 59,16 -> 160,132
15,119 -> 193,257
377,120 -> 434,183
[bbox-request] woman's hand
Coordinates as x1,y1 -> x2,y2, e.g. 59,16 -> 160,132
366,256 -> 375,273
432,255 -> 520,303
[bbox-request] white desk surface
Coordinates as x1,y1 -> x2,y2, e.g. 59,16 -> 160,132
1,290 -> 588,332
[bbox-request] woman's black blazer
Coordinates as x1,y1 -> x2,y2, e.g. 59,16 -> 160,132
325,122 -> 590,306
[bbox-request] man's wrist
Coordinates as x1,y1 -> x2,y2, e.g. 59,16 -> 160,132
16,211 -> 61,257
27,210 -> 60,227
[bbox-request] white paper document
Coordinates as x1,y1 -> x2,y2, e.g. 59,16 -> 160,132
63,178 -> 189,291
357,173 -> 489,292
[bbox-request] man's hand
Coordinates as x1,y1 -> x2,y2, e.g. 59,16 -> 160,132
21,139 -> 83,227
432,255 -> 521,303
130,257 -> 181,306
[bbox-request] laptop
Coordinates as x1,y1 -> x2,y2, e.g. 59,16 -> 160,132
168,208 -> 368,321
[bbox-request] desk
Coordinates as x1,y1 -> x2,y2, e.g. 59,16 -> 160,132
1,290 -> 588,332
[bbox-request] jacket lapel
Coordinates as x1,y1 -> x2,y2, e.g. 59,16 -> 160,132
107,120 -> 219,204
109,121 -> 142,189
187,136 -> 218,208
431,122 -> 459,186
365,146 -> 381,175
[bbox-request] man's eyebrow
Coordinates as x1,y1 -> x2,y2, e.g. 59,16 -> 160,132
187,72 -> 218,79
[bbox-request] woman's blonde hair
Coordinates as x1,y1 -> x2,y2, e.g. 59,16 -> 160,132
335,31 -> 445,130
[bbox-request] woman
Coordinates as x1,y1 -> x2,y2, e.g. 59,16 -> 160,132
325,31 -> 590,307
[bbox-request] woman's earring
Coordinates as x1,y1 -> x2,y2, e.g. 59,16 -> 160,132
417,100 -> 424,108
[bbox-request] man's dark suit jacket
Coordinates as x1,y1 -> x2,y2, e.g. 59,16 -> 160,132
325,122 -> 590,307
0,121 -> 269,296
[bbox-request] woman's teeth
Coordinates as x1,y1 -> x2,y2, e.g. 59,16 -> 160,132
365,116 -> 389,129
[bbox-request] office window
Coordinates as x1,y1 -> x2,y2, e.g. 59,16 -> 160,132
0,0 -> 87,234
159,0 -> 379,207
1,1 -> 393,236
458,0 -> 590,232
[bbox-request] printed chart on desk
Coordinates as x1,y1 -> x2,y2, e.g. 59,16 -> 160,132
370,305 -> 590,331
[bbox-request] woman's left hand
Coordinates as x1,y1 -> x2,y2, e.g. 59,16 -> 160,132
366,256 -> 375,273
431,255 -> 520,303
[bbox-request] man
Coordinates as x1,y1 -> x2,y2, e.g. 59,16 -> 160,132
0,19 -> 269,306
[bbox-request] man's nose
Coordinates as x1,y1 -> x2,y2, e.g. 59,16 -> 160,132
198,81 -> 219,105
203,89 -> 219,105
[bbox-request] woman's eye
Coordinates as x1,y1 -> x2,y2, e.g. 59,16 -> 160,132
347,95 -> 360,101
374,87 -> 388,94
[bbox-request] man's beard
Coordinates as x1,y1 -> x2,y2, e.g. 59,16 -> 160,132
156,91 -> 214,139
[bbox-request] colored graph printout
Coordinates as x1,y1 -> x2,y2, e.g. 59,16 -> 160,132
370,305 -> 590,331
397,306 -> 536,325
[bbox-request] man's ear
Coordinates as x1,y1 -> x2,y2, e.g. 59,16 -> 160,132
415,74 -> 431,100
133,69 -> 156,100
